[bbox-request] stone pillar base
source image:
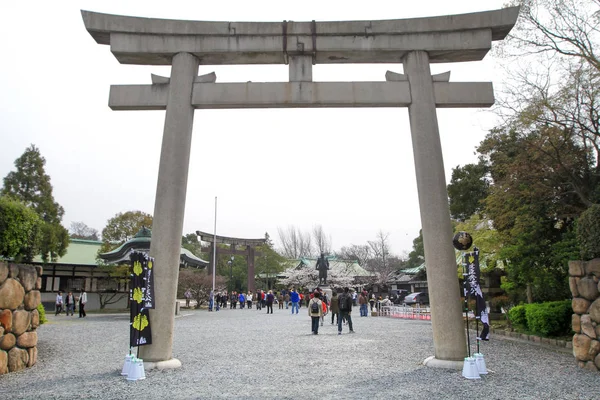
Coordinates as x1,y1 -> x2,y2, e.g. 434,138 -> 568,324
143,358 -> 182,371
423,356 -> 464,370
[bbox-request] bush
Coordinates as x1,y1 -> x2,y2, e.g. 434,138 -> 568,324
508,304 -> 528,329
37,303 -> 48,325
576,204 -> 600,260
525,300 -> 572,337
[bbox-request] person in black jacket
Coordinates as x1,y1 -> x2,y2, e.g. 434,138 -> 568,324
337,287 -> 354,335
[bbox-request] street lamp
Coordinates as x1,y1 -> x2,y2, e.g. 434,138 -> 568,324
227,256 -> 234,291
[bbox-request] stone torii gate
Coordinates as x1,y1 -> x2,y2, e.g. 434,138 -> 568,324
196,230 -> 265,293
81,7 -> 519,369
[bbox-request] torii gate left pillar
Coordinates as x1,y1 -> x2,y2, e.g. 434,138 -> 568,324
82,7 -> 519,369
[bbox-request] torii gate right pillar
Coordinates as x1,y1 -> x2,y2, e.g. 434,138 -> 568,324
404,51 -> 467,365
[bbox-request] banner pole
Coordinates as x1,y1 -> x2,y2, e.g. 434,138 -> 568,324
462,252 -> 471,358
474,247 -> 480,354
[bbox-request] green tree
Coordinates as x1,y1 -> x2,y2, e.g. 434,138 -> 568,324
405,230 -> 424,269
447,162 -> 490,222
254,232 -> 286,289
0,196 -> 41,259
99,211 -> 153,254
182,232 -> 203,256
1,145 -> 69,262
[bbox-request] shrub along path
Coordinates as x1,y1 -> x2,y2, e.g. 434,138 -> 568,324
2,307 -> 597,399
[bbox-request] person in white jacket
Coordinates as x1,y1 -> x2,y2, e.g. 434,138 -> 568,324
79,290 -> 87,318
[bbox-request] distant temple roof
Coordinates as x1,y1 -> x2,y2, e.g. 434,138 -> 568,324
99,227 -> 208,268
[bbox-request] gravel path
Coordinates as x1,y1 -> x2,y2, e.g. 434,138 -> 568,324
3,307 -> 598,399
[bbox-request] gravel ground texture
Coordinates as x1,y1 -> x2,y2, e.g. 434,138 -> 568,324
2,306 -> 598,400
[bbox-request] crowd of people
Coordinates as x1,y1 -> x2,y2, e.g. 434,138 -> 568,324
195,286 -> 399,336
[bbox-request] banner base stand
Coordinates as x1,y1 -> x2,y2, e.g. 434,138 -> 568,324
462,357 -> 481,379
423,356 -> 464,370
143,358 -> 182,371
121,354 -> 133,376
474,353 -> 488,374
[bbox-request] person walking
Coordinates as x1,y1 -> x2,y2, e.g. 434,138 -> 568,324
330,291 -> 339,325
239,292 -> 246,309
337,287 -> 354,335
55,291 -> 64,316
184,289 -> 192,308
308,291 -> 323,334
65,292 -> 75,316
284,292 -> 290,310
231,291 -> 237,309
79,289 -> 87,318
266,290 -> 275,314
256,290 -> 262,311
278,292 -> 284,309
290,288 -> 300,314
359,291 -> 368,317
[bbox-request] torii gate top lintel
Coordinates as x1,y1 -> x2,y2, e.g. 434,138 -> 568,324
195,230 -> 266,247
81,7 -> 520,66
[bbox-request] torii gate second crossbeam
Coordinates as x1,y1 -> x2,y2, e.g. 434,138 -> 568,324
196,230 -> 265,293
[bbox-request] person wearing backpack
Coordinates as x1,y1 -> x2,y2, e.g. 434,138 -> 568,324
308,291 -> 323,334
337,287 -> 354,335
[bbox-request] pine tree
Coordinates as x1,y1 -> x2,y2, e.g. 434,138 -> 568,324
2,144 -> 69,262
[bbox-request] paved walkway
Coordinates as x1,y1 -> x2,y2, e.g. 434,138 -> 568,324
3,306 -> 598,399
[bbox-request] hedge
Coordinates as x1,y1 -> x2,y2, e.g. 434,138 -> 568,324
508,300 -> 572,337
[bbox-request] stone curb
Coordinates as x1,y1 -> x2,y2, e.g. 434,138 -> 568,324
489,327 -> 571,350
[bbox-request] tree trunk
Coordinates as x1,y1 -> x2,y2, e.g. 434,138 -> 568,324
526,283 -> 533,304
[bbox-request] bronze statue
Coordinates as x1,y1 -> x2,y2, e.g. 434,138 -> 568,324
315,253 -> 330,285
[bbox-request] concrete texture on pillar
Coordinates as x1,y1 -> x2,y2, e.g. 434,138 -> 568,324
403,50 -> 467,362
289,56 -> 313,82
139,52 -> 199,364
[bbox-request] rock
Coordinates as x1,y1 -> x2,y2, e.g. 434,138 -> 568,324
573,297 -> 591,315
0,279 -> 25,310
573,314 -> 581,333
27,347 -> 37,367
569,260 -> 585,277
35,277 -> 42,290
577,277 -> 599,301
12,310 -> 30,336
31,310 -> 39,329
8,264 -> 19,278
18,266 -> 37,292
34,265 -> 43,278
0,333 -> 16,351
581,315 -> 596,338
23,290 -> 41,311
596,353 -> 600,369
0,263 -> 8,285
596,325 -> 600,338
0,349 -> 7,374
573,334 -> 593,361
590,339 -> 600,358
17,331 -> 37,348
0,309 -> 12,331
0,327 -> 3,336
569,277 -> 580,297
7,347 -> 28,372
585,258 -> 600,278
589,298 -> 600,323
584,361 -> 598,371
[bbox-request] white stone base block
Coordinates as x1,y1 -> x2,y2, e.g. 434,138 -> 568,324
423,356 -> 464,370
143,358 -> 182,371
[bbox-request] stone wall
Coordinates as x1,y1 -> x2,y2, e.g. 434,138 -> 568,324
0,262 -> 42,374
569,259 -> 600,372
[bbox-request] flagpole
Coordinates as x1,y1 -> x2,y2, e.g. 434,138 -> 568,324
474,247 -> 480,354
462,252 -> 471,358
212,196 -> 217,293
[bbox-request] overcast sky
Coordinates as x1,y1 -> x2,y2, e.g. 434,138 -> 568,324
0,0 -> 510,256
